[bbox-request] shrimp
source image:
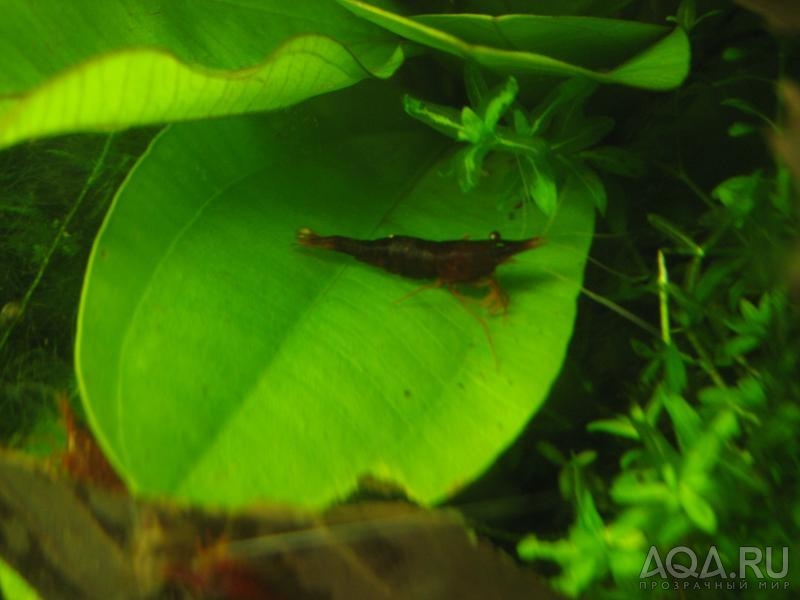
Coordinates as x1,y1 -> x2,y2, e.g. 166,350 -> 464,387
297,228 -> 544,313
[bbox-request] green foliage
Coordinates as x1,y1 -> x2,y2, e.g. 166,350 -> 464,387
0,1 -> 797,598
404,75 -> 628,216
1,132 -> 151,445
515,14 -> 800,591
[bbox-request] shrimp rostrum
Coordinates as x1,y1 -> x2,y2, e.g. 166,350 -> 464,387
297,228 -> 544,313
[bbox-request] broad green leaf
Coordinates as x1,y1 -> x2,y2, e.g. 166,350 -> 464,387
77,83 -> 594,508
338,0 -> 690,90
0,0 -> 404,150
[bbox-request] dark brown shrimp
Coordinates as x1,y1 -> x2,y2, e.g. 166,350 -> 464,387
297,228 -> 544,312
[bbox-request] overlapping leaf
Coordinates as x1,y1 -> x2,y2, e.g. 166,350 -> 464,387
0,0 -> 405,150
338,0 -> 690,90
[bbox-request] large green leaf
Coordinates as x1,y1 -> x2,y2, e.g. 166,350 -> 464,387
412,14 -> 669,69
0,0 -> 404,150
338,0 -> 690,90
76,82 -> 594,508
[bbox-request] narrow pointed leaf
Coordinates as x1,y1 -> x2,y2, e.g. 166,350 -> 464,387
525,154 -> 559,217
579,146 -> 646,178
552,117 -> 615,154
531,79 -> 597,135
559,159 -> 607,215
404,95 -> 466,139
662,392 -> 702,453
483,77 -> 519,130
678,483 -> 717,533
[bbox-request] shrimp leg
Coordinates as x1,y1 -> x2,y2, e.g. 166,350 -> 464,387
445,284 -> 498,367
479,277 -> 510,316
393,279 -> 498,365
393,279 -> 444,304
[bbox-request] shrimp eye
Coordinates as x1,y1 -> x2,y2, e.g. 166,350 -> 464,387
489,231 -> 501,242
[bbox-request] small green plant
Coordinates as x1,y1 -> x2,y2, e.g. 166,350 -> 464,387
518,102 -> 799,596
404,74 -> 646,217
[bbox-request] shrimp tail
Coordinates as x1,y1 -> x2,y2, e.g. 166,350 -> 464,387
297,227 -> 337,250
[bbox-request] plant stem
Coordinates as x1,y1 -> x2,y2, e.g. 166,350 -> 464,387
0,134 -> 114,357
658,250 -> 671,345
686,330 -> 727,389
578,285 -> 661,339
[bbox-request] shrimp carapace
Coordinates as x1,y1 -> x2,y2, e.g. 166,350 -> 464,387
297,227 -> 544,285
